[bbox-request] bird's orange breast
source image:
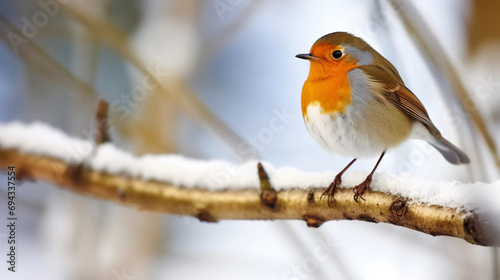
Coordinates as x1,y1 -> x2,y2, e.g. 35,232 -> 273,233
301,61 -> 358,117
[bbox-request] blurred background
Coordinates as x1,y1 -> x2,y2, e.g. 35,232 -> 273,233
0,0 -> 499,279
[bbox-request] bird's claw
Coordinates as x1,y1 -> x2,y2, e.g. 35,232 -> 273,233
353,177 -> 373,203
320,175 -> 342,207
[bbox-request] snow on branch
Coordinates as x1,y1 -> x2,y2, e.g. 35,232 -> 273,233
0,122 -> 499,247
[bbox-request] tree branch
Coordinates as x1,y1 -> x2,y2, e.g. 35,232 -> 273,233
0,146 -> 497,247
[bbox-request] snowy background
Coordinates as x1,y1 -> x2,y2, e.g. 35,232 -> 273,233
0,0 -> 499,279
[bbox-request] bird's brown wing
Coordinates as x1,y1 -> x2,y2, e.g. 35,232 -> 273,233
380,84 -> 470,164
359,65 -> 469,164
359,64 -> 439,133
381,84 -> 440,134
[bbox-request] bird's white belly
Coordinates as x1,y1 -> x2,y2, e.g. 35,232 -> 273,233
304,103 -> 387,158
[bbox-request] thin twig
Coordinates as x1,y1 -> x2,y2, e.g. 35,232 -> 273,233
0,14 -> 98,103
56,0 -> 255,161
257,162 -> 277,209
197,0 -> 265,70
94,98 -> 111,145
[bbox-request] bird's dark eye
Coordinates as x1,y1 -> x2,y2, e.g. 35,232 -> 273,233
332,50 -> 343,59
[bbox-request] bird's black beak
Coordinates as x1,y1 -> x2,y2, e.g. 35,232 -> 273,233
295,53 -> 319,61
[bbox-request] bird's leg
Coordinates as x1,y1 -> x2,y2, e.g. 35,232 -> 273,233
353,151 -> 386,203
321,158 -> 357,207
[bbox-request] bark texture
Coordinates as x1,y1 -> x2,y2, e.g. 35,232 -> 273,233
1,147 -> 497,247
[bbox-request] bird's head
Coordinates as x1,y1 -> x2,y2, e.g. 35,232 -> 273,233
296,32 -> 376,77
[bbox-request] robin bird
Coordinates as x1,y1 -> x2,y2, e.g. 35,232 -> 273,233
296,32 -> 470,205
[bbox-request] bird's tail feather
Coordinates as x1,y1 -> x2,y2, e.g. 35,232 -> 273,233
429,134 -> 470,165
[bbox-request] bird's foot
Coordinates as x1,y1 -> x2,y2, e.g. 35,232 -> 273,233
353,176 -> 373,203
320,174 -> 342,207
